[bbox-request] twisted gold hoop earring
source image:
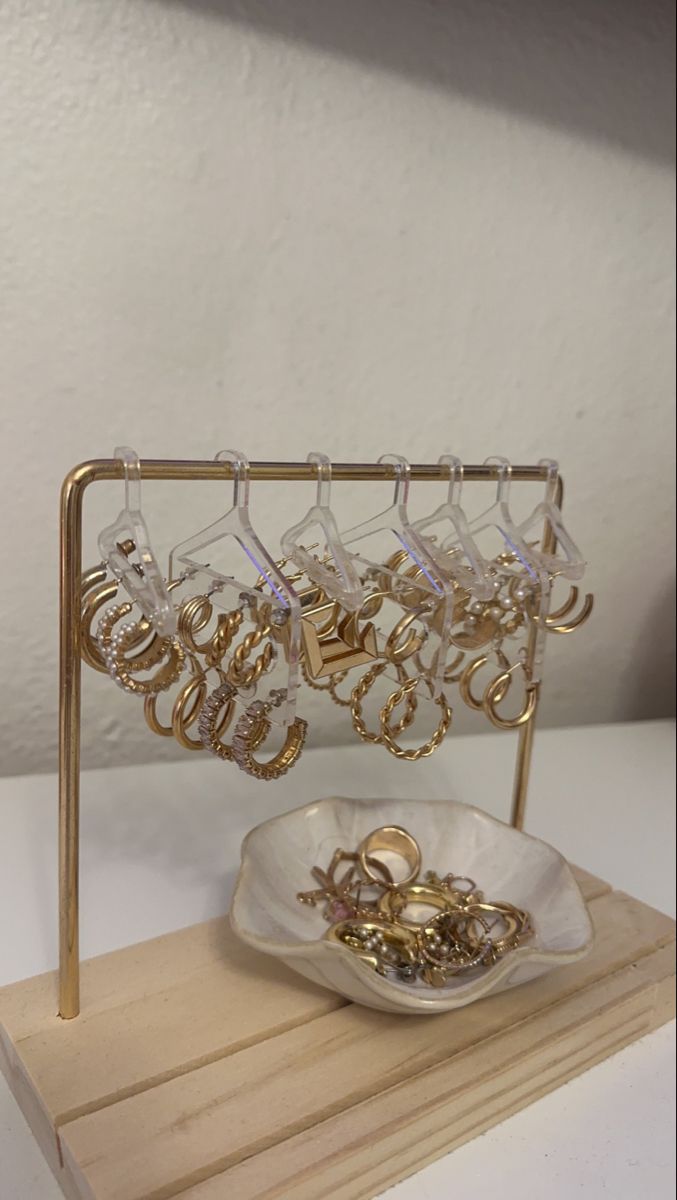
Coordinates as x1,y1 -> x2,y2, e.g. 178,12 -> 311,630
97,604 -> 184,695
378,677 -> 452,761
231,692 -> 308,781
227,606 -> 276,687
350,662 -> 418,744
327,671 -> 354,707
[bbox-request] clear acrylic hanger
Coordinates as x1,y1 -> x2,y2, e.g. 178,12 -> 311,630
443,456 -> 551,677
515,459 -> 586,581
169,449 -> 302,727
412,455 -> 495,600
281,452 -> 364,611
339,453 -> 455,697
98,446 -> 176,636
441,456 -> 543,580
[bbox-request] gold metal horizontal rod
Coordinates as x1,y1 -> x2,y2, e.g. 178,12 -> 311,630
65,460 -> 553,490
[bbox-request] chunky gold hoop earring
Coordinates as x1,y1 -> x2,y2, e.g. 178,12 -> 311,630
482,671 -> 538,730
459,653 -> 511,711
378,677 -> 452,761
97,604 -> 184,694
231,692 -> 308,781
383,606 -> 430,665
350,662 -> 418,745
171,672 -> 210,750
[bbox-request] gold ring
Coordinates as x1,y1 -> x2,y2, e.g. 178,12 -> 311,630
357,826 -> 421,889
377,882 -> 456,928
325,918 -> 418,972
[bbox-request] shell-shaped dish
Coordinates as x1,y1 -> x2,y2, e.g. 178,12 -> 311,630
230,796 -> 593,1014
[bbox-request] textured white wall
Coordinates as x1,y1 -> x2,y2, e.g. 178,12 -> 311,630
0,0 -> 674,776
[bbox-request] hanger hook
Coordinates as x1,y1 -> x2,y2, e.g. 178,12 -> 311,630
484,455 -> 512,503
215,448 -> 250,510
114,445 -> 142,514
437,454 -> 464,505
538,458 -> 560,505
378,453 -> 411,506
307,451 -> 332,507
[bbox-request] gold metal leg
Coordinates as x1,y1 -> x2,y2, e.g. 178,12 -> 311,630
509,474 -> 563,831
59,468 -> 88,1018
510,711 -> 536,831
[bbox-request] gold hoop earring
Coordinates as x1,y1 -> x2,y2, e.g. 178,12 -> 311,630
143,654 -> 205,741
482,672 -> 538,729
383,606 -> 430,665
350,662 -> 418,745
197,678 -> 269,760
231,692 -> 308,781
227,606 -> 276,688
197,680 -> 239,759
378,677 -> 452,761
459,653 -> 511,711
97,604 -> 184,695
82,575 -> 162,674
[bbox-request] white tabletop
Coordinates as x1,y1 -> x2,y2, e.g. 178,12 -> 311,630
1,719 -> 675,1199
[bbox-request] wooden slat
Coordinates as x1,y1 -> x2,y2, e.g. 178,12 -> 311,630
0,924 -> 344,1128
0,865 -> 602,1128
56,890 -> 674,1200
180,944 -> 675,1200
0,868 -> 672,1200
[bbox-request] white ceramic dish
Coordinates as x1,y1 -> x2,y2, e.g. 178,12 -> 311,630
230,796 -> 594,1014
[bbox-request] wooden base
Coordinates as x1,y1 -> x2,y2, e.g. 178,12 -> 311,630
0,868 -> 674,1200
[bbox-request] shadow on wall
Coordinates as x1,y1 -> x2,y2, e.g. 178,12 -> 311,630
622,580 -> 676,720
159,0 -> 676,165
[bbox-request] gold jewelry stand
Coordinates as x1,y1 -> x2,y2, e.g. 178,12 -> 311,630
59,459 -> 559,1020
0,468 -> 669,1200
